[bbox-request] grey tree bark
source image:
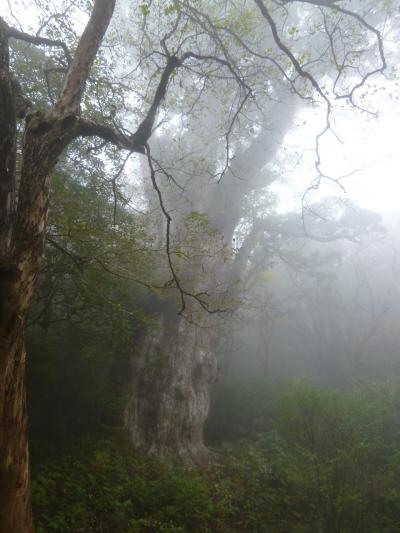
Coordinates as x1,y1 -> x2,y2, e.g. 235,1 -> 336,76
125,309 -> 219,463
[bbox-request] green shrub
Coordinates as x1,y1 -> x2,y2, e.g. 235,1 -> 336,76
32,437 -> 214,532
205,380 -> 278,445
32,381 -> 400,532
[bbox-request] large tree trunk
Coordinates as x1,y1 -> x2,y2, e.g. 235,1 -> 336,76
0,17 -> 34,531
125,310 -> 218,465
0,124 -> 61,532
123,88 -> 298,462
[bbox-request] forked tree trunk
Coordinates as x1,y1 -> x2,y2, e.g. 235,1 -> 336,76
125,310 -> 219,465
124,84 -> 298,461
0,3 -> 116,529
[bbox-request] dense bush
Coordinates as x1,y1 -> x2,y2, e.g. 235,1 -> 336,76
32,437 -> 213,532
32,381 -> 400,532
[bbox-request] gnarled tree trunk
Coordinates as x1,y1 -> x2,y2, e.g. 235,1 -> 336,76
125,309 -> 218,465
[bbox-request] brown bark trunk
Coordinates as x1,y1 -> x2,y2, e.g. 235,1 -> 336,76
0,127 -> 56,531
125,310 -> 218,465
0,120 -> 78,530
0,4 -> 115,528
0,17 -> 33,532
0,332 -> 32,533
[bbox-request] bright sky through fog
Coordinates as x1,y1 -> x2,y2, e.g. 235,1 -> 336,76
271,77 -> 400,215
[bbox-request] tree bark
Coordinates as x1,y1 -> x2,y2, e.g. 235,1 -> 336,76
0,119 -> 71,532
0,3 -> 116,529
125,310 -> 218,465
0,318 -> 32,533
0,16 -> 34,531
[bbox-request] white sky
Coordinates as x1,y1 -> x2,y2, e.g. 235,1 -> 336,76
271,76 -> 400,215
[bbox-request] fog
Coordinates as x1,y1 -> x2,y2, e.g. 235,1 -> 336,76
127,0 -> 400,389
2,0 -> 400,529
215,66 -> 400,387
221,207 -> 400,385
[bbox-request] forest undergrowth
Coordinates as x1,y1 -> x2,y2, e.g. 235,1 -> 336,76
31,380 -> 400,533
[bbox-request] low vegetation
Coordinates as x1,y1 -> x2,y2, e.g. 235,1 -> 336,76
32,380 -> 400,532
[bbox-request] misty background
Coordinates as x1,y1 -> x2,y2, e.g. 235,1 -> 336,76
3,0 -> 400,531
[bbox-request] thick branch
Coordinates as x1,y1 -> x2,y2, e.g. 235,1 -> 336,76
3,18 -> 71,63
54,0 -> 116,115
132,55 -> 181,142
12,1 -> 117,267
79,45 -> 253,166
77,54 -> 183,151
77,119 -> 145,153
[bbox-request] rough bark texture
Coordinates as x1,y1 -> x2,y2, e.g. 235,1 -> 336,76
0,114 -> 74,533
0,318 -> 32,533
0,18 -> 16,254
0,17 -> 33,532
54,0 -> 116,115
0,3 -> 116,530
125,310 -> 218,465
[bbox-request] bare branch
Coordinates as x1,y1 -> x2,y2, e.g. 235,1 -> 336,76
181,51 -> 252,93
331,4 -> 386,103
4,19 -> 71,63
219,25 -> 313,101
254,0 -> 330,105
218,89 -> 252,183
282,0 -> 386,103
145,144 -> 229,315
145,143 -> 187,314
35,0 -> 79,40
108,150 -> 133,226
